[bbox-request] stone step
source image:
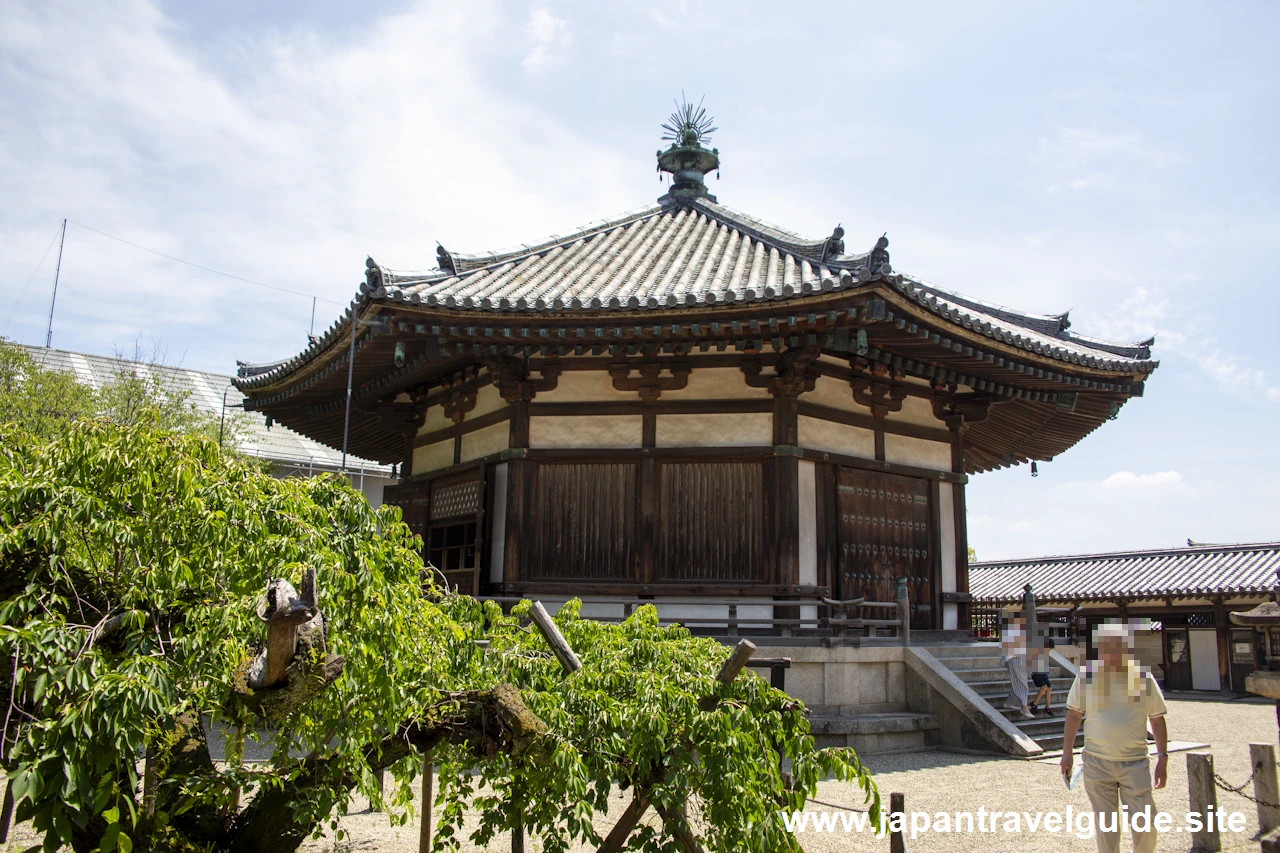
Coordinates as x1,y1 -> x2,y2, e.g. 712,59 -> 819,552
936,657 -> 1075,676
965,677 -> 1074,692
947,667 -> 1021,681
809,712 -> 940,755
919,644 -> 1004,659
911,630 -> 976,644
808,712 -> 940,736
996,702 -> 1070,719
1011,718 -> 1069,738
976,682 -> 1073,698
1034,733 -> 1085,752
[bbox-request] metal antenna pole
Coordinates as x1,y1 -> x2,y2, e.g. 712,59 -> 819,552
45,219 -> 66,348
340,309 -> 357,473
219,387 -> 230,447
309,296 -> 317,338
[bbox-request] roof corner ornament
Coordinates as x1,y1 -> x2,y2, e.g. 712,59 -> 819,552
436,243 -> 456,275
822,225 -> 846,262
364,257 -> 383,292
867,234 -> 891,275
656,94 -> 720,204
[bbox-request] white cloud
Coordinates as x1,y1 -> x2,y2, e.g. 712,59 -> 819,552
1192,348 -> 1280,403
1036,128 -> 1187,171
1100,470 -> 1185,491
522,5 -> 571,72
0,0 -> 630,371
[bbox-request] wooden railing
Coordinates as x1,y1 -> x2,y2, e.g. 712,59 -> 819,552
479,587 -> 911,645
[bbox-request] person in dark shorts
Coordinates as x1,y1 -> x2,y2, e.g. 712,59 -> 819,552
1031,637 -> 1055,715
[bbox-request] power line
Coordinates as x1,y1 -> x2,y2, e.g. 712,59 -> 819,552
65,219 -> 344,306
1,225 -> 63,337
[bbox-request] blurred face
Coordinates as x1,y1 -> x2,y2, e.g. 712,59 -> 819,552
1098,635 -> 1128,668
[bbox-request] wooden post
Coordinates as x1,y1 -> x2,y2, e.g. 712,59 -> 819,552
895,577 -> 911,647
889,792 -> 906,853
0,779 -> 13,843
372,768 -> 385,813
511,791 -> 525,853
418,754 -> 434,853
530,600 -> 583,673
698,639 -> 757,711
1252,743 -> 1280,835
1187,752 -> 1221,852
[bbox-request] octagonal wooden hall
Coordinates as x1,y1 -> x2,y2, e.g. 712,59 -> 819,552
235,108 -> 1158,635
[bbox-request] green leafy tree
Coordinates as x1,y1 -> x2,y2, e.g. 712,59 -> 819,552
0,420 -> 877,853
0,339 -> 240,448
0,342 -> 97,440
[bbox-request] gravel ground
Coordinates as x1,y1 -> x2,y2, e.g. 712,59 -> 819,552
5,696 -> 1275,852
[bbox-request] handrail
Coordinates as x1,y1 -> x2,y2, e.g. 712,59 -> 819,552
476,591 -> 911,643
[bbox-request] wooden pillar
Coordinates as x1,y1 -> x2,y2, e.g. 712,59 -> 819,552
638,456 -> 656,585
928,478 -> 943,631
949,424 -> 970,630
502,400 -> 530,591
774,394 -> 800,589
1214,597 -> 1232,693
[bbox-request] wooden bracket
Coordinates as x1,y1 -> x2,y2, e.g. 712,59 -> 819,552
491,356 -> 561,404
741,347 -> 820,398
852,375 -> 907,419
931,392 -> 994,425
609,359 -> 691,402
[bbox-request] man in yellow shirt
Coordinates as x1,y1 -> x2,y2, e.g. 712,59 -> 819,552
1060,622 -> 1168,853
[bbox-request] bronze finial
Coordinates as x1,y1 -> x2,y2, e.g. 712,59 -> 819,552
657,94 -> 720,204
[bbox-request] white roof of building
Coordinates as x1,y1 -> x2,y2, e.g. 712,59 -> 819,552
19,344 -> 391,474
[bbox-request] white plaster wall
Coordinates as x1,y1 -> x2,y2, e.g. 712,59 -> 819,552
460,421 -> 509,463
529,415 -> 643,448
661,367 -> 771,400
357,475 -> 396,509
798,459 -> 818,625
804,375 -> 872,414
471,384 -> 507,419
544,600 -> 773,629
889,396 -> 943,429
939,484 -> 958,630
541,370 -> 631,402
488,463 -> 507,584
654,603 -> 774,629
422,404 -> 451,434
413,439 -> 453,474
655,413 -> 772,447
883,434 -> 951,470
797,416 -> 876,459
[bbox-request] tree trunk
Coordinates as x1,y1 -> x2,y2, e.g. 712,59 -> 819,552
226,685 -> 545,853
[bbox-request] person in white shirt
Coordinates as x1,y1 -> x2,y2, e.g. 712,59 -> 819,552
1001,614 -> 1034,719
1060,622 -> 1168,853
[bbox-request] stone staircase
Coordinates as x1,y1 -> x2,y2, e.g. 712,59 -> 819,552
807,709 -> 939,754
921,642 -> 1080,754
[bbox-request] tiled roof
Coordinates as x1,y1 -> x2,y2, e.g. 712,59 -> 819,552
236,198 -> 1156,390
19,346 -> 391,474
969,542 -> 1280,602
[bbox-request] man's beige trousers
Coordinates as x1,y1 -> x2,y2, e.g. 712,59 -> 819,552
1082,753 -> 1157,853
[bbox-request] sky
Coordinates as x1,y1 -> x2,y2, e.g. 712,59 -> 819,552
2,0 -> 1277,560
